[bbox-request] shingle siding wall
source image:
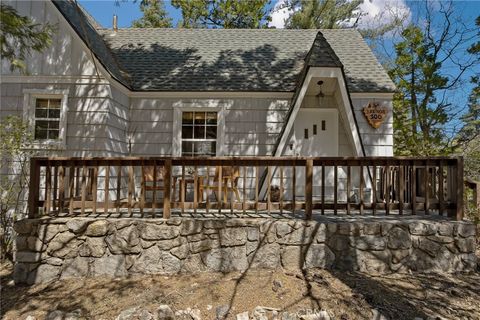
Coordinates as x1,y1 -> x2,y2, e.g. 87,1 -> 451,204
0,82 -> 115,156
1,1 -> 99,77
129,98 -> 174,155
224,99 -> 289,156
0,0 -> 130,157
351,97 -> 394,156
105,86 -> 130,156
0,81 -> 118,214
128,97 -> 290,156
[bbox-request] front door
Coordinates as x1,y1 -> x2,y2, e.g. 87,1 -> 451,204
293,108 -> 338,157
292,108 -> 338,199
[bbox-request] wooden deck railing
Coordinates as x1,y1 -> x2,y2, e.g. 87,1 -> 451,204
28,157 -> 465,220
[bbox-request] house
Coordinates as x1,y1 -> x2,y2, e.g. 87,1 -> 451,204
5,1 -> 473,285
1,0 -> 395,161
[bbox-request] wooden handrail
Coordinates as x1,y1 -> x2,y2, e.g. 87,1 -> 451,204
27,156 -> 465,220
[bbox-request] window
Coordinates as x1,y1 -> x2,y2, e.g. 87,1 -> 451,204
34,98 -> 61,140
181,111 -> 217,156
172,103 -> 225,157
23,89 -> 69,149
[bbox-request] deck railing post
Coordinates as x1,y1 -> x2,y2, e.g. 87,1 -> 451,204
305,159 -> 313,220
163,159 -> 172,219
28,158 -> 41,218
456,157 -> 464,221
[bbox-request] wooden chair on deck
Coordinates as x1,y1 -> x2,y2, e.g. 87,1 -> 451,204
141,166 -> 166,202
199,166 -> 241,203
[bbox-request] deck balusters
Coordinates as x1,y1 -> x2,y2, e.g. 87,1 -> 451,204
26,157 -> 466,220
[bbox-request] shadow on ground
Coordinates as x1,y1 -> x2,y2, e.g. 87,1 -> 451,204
2,243 -> 479,319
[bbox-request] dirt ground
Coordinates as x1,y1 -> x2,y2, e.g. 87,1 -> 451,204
1,257 -> 479,320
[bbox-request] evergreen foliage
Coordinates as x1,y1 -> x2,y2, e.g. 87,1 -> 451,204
0,4 -> 54,72
171,0 -> 271,28
460,15 -> 480,182
284,0 -> 362,29
132,0 -> 172,28
388,4 -> 478,157
389,26 -> 451,156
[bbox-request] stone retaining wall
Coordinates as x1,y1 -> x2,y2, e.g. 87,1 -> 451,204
13,217 -> 477,284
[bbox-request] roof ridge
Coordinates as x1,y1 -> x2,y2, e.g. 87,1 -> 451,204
305,31 -> 343,68
74,1 -> 103,29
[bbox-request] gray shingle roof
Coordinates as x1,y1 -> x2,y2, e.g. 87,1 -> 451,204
52,1 -> 395,93
321,29 -> 397,93
99,28 -> 395,92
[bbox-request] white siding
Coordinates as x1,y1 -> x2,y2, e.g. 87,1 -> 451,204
1,1 -> 98,76
224,99 -> 289,156
0,82 -> 115,157
128,98 -> 174,155
128,97 -> 290,156
106,86 -> 129,155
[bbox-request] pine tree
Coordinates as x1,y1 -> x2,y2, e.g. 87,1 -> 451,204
389,25 -> 451,156
388,2 -> 477,157
132,0 -> 172,28
459,16 -> 480,145
285,0 -> 362,29
171,0 -> 271,29
459,15 -> 480,181
0,4 -> 54,72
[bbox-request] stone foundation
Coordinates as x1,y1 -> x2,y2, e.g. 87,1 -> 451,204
13,217 -> 477,284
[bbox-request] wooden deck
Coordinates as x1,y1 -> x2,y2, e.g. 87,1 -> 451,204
42,208 -> 452,222
28,156 -> 465,220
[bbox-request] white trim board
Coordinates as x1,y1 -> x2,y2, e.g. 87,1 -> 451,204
350,92 -> 395,99
0,75 -> 110,85
260,67 -> 364,199
129,91 -> 294,99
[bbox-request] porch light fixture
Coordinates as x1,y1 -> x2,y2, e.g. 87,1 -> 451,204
316,80 -> 325,106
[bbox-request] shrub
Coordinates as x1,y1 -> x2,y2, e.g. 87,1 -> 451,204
0,116 -> 33,261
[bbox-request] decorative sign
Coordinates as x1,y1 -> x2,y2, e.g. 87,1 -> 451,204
363,102 -> 388,129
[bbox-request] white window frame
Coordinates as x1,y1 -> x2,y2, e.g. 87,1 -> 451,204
172,102 -> 226,156
23,89 -> 69,150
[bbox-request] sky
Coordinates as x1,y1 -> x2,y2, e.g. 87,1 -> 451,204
78,0 -> 480,30
79,0 -> 479,134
